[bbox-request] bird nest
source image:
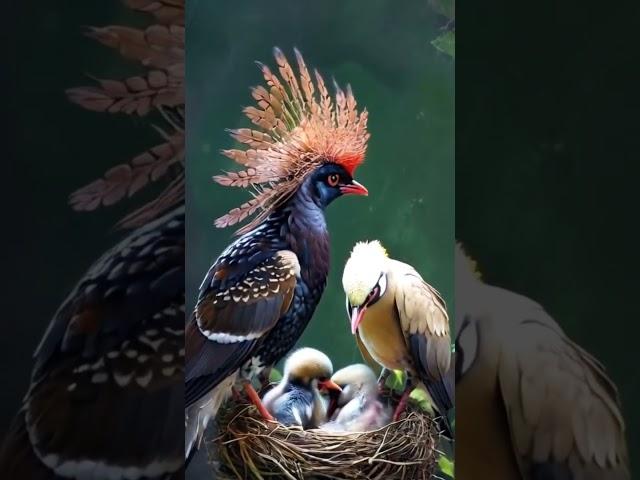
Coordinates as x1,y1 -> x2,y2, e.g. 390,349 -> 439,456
210,400 -> 439,480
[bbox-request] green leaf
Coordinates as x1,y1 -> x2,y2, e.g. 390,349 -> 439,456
438,455 -> 455,478
268,368 -> 282,383
410,388 -> 434,415
385,370 -> 406,391
432,30 -> 455,59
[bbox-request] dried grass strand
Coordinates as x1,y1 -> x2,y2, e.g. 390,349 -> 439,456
211,403 -> 438,480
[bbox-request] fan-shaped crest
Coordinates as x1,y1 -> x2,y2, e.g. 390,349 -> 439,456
214,47 -> 370,234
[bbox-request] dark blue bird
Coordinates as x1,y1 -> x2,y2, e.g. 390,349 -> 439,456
185,48 -> 370,458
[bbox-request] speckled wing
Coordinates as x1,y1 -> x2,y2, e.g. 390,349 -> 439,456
497,310 -> 629,479
0,207 -> 185,480
393,261 -> 453,415
185,249 -> 299,407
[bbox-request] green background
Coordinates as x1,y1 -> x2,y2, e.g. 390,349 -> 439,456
186,0 -> 454,372
6,0 -> 635,476
457,0 -> 638,468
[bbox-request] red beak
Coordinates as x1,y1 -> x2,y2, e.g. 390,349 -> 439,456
340,180 -> 368,196
318,379 -> 342,393
350,306 -> 367,334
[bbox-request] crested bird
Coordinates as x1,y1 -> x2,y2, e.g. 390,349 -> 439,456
322,363 -> 390,432
455,244 -> 629,479
262,348 -> 341,428
185,48 -> 370,459
342,240 -> 453,437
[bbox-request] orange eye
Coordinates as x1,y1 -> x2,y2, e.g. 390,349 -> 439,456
327,173 -> 340,187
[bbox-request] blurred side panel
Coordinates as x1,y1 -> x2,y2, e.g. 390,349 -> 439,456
1,1 -> 185,479
456,0 -> 639,479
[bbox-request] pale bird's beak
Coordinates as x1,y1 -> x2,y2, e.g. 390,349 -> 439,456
339,180 -> 368,196
318,379 -> 343,393
350,306 -> 367,334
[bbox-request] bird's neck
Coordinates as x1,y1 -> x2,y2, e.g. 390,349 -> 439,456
275,187 -> 330,285
287,183 -> 328,235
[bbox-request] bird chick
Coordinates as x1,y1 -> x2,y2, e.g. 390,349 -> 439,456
322,364 -> 390,432
262,348 -> 341,429
342,240 -> 453,437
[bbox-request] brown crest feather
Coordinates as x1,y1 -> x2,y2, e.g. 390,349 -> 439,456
124,0 -> 184,26
67,2 -> 184,228
215,48 -> 370,235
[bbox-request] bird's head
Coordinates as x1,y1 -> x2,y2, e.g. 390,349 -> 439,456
342,240 -> 390,334
213,48 -> 370,235
326,363 -> 378,418
283,347 -> 342,394
304,163 -> 368,208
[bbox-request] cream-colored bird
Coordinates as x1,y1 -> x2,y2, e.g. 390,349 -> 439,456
322,363 -> 390,432
262,348 -> 342,429
342,240 -> 453,436
455,244 -> 629,479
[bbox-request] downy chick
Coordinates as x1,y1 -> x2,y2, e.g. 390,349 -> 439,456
262,348 -> 341,428
322,364 -> 390,432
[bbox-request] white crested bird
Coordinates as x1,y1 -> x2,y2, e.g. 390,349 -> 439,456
322,363 -> 390,432
262,348 -> 342,428
342,240 -> 453,437
455,244 -> 629,479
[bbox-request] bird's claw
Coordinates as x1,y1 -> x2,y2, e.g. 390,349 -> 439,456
260,410 -> 275,422
243,382 -> 274,422
392,403 -> 407,421
392,386 -> 413,421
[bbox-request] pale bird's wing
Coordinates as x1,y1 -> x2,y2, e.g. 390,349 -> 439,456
393,263 -> 453,416
185,249 -> 298,408
497,307 -> 629,479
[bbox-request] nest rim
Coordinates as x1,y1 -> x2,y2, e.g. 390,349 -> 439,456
210,400 -> 441,480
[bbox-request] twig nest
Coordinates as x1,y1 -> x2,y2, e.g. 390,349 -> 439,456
211,401 -> 439,480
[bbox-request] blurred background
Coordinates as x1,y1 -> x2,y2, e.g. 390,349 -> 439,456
2,2 -> 164,434
186,0 -> 454,371
457,0 -> 639,469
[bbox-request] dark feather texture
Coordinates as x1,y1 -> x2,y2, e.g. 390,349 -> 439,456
184,322 -> 253,407
1,207 -> 185,480
410,334 -> 454,438
196,251 -> 298,336
184,248 -> 298,408
271,386 -> 315,428
185,173 -> 335,410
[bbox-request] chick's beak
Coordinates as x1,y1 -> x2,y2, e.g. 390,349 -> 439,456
318,379 -> 342,393
350,306 -> 368,334
339,179 -> 368,196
